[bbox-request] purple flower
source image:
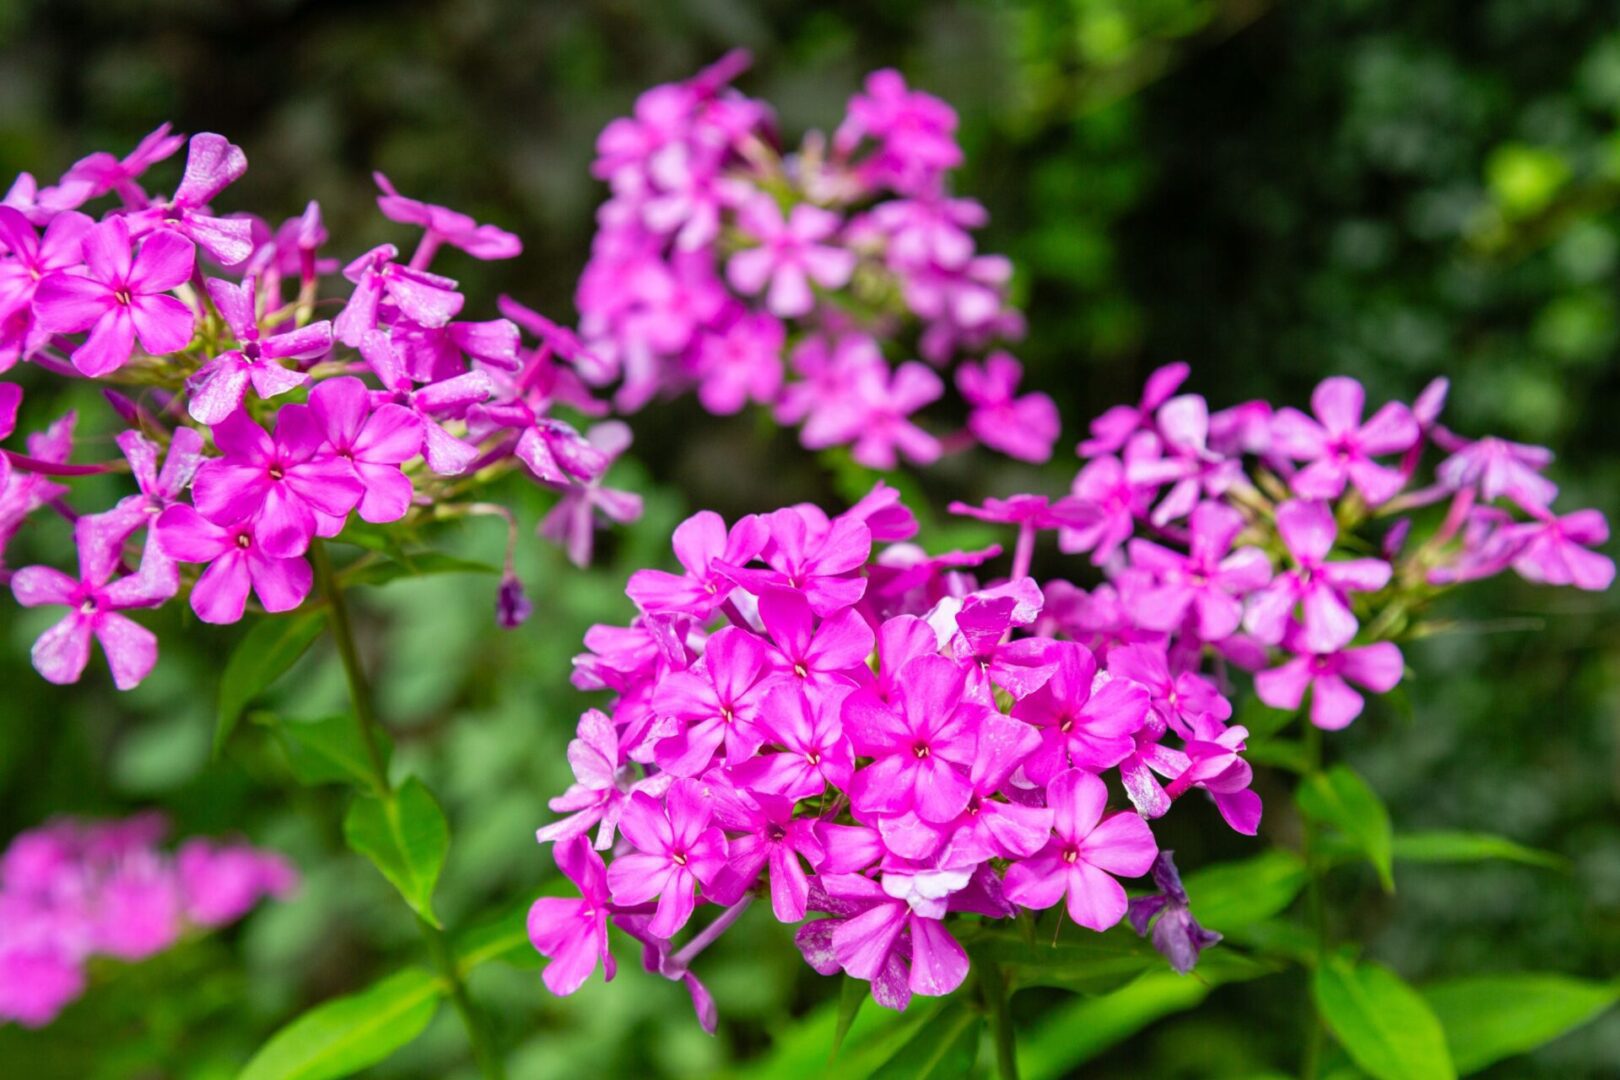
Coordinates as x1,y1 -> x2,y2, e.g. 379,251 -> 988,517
756,585 -> 875,699
373,172 -> 522,263
1107,643 -> 1231,739
955,352 -> 1060,463
176,840 -> 298,926
721,506 -> 872,616
844,655 -> 987,824
1002,768 -> 1159,931
1126,852 -> 1220,974
536,709 -> 669,849
728,684 -> 855,800
539,421 -> 643,568
626,509 -> 768,617
0,207 -> 93,365
32,216 -> 197,377
333,244 -> 464,346
606,779 -> 729,939
62,123 -> 186,206
529,836 -> 617,995
1503,508 -> 1614,592
707,784 -> 824,922
797,872 -> 970,1010
1079,362 -> 1189,457
835,70 -> 964,195
1245,500 -> 1391,653
186,277 -> 331,423
155,506 -> 313,624
1125,501 -> 1271,640
1270,376 -> 1419,505
307,377 -> 422,525
651,626 -> 776,775
1059,449 -> 1157,565
693,312 -> 784,414
10,521 -> 175,689
191,407 -> 363,558
1164,718 -> 1261,835
727,195 -> 856,318
1255,639 -> 1404,730
1436,436 -> 1557,509
132,133 -> 255,265
805,360 -> 942,471
1014,641 -> 1149,783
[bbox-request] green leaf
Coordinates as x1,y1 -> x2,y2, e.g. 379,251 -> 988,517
1299,764 -> 1395,891
1392,830 -> 1567,871
829,974 -> 867,1063
343,777 -> 450,926
269,714 -> 389,791
1182,850 -> 1308,933
216,611 -> 327,756
454,901 -> 540,974
238,967 -> 444,1080
1313,957 -> 1455,1080
343,552 -> 499,589
968,924 -> 1158,995
869,1000 -> 981,1080
1423,973 -> 1620,1075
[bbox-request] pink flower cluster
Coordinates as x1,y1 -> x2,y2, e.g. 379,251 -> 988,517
575,53 -> 1057,466
528,484 -> 1257,1024
1043,365 -> 1612,731
2,126 -> 641,690
0,813 -> 296,1028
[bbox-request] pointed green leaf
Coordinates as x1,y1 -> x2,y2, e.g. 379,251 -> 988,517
238,967 -> 444,1080
1299,764 -> 1394,891
1423,973 -> 1620,1074
270,714 -> 390,791
828,974 -> 867,1063
343,777 -> 450,926
1392,830 -> 1567,871
1313,957 -> 1455,1080
217,611 -> 327,756
870,1000 -> 981,1080
1182,850 -> 1308,932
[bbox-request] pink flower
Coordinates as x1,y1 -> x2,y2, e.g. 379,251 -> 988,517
1014,642 -> 1149,783
1163,718 -> 1261,835
727,196 -> 856,318
176,840 -> 298,925
539,421 -> 643,568
606,780 -> 729,939
32,216 -> 197,377
721,506 -> 872,616
839,361 -> 944,470
693,312 -> 784,414
1124,501 -> 1271,640
756,586 -> 875,699
333,244 -> 464,346
1003,769 -> 1158,931
728,684 -> 855,800
836,70 -> 963,195
155,506 -> 314,624
191,407 -> 363,559
307,377 -> 423,525
132,133 -> 255,265
362,332 -> 493,476
10,522 -> 174,689
1256,639 -> 1404,730
1270,376 -> 1419,505
1059,449 -> 1156,565
1079,362 -> 1189,457
1436,436 -> 1557,509
651,626 -> 776,775
529,836 -> 617,995
1106,643 -> 1230,738
186,277 -> 330,424
62,123 -> 185,206
707,785 -> 824,922
537,709 -> 669,848
373,172 -> 522,263
1245,500 -> 1391,653
797,872 -> 970,1010
626,509 -> 768,617
0,207 -> 93,365
1503,507 -> 1614,591
844,655 -> 987,824
956,352 -> 1060,463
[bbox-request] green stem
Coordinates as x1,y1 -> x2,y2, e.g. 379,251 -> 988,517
979,962 -> 1020,1080
311,540 -> 506,1080
1300,722 -> 1328,1080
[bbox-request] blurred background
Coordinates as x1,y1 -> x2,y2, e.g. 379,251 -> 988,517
1,0 -> 1616,1076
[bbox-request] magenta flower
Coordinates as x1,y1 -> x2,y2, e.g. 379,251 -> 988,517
756,586 -> 875,698
1256,639 -> 1404,730
0,207 -> 93,363
191,407 -> 362,558
1107,643 -> 1230,738
360,332 -> 492,476
32,217 -> 197,377
935,713 -> 1051,862
1163,718 -> 1261,835
62,123 -> 186,206
728,684 -> 855,800
1436,436 -> 1557,509
373,172 -> 522,264
155,506 -> 313,624
1245,500 -> 1391,652
606,780 -> 728,939
306,377 -> 422,525
1503,508 -> 1614,591
843,360 -> 944,470
1126,852 -> 1221,975
132,133 -> 255,265
844,655 -> 987,824
187,277 -> 331,423
1270,376 -> 1419,505
694,312 -> 784,414
727,195 -> 856,317
721,506 -> 872,616
537,709 -> 669,849
835,69 -> 964,194
78,427 -> 207,572
539,421 -> 643,568
1002,768 -> 1158,931
626,509 -> 768,617
797,872 -> 970,1010
650,626 -> 776,775
1014,642 -> 1149,783
1059,450 -> 1156,565
1079,362 -> 1189,457
333,244 -> 464,346
955,353 -> 1060,463
529,836 -> 617,995
708,785 -> 825,922
176,840 -> 298,926
10,523 -> 175,689
1125,501 -> 1271,640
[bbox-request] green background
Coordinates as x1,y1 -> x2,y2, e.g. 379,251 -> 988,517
0,1 -> 1615,1076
